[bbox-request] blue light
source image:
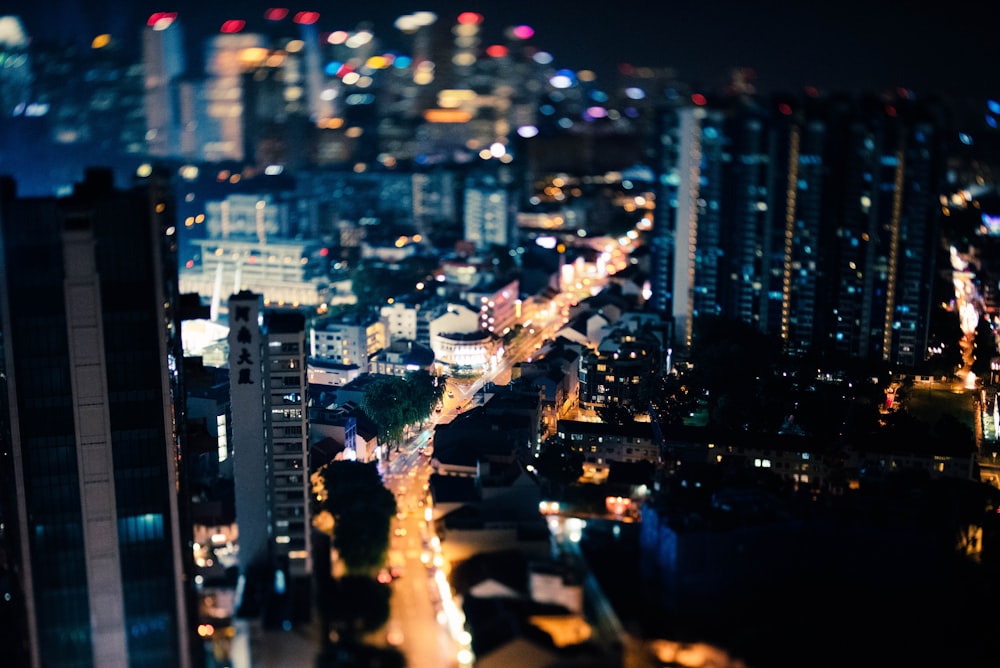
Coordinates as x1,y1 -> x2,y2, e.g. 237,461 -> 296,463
324,61 -> 342,76
988,100 -> 1000,114
393,55 -> 412,68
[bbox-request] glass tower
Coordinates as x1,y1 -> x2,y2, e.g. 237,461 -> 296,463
0,168 -> 195,668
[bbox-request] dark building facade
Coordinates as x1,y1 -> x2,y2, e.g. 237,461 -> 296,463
650,93 -> 947,367
0,169 -> 197,668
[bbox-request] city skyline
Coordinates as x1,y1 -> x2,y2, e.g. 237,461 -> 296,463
2,3 -> 1000,667
12,0 -> 997,101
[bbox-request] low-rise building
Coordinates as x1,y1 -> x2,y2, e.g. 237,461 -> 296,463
557,419 -> 660,479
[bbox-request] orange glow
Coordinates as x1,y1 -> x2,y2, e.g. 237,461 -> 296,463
605,496 -> 632,515
423,109 -> 473,123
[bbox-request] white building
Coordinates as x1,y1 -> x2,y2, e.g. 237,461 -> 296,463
429,303 -> 502,371
181,238 -> 337,310
310,311 -> 386,369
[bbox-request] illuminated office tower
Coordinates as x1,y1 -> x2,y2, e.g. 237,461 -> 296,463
143,12 -> 186,157
0,169 -> 196,668
464,172 -> 513,251
203,29 -> 267,162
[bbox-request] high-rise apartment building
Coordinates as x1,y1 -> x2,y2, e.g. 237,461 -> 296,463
655,94 -> 945,368
0,169 -> 196,668
264,311 -> 310,580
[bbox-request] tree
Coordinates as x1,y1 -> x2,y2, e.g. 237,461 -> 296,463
349,256 -> 439,312
535,437 -> 584,487
360,376 -> 410,446
405,369 -> 447,418
314,461 -> 397,573
596,402 -> 633,426
971,318 -> 997,379
361,372 -> 447,447
688,315 -> 782,430
332,486 -> 396,573
315,575 -> 394,654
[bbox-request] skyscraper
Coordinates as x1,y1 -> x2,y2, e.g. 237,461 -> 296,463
656,93 -> 946,368
0,168 -> 196,668
226,291 -> 310,629
142,12 -> 186,158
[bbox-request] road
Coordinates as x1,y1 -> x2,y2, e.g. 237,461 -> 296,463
365,271 -> 611,666
377,429 -> 472,667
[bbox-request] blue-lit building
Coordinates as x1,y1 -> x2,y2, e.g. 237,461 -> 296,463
0,169 -> 197,668
653,93 -> 946,368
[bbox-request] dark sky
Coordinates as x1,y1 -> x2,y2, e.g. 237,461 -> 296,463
14,0 -> 999,101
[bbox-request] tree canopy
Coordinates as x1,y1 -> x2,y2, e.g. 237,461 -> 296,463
314,461 -> 397,573
360,371 -> 447,447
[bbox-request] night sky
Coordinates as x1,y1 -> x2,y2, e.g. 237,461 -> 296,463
12,0 -> 1000,101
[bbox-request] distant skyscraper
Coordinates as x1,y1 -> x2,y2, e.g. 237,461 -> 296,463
143,12 -> 187,157
464,172 -> 513,251
0,168 -> 196,668
203,31 -> 267,163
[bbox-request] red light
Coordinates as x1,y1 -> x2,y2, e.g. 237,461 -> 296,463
265,8 -> 289,21
293,11 -> 320,25
147,12 -> 178,27
185,259 -> 194,268
319,248 -> 329,257
885,105 -> 897,117
485,45 -> 508,58
220,20 -> 245,33
691,93 -> 707,106
804,85 -> 819,98
778,103 -> 792,115
457,12 -> 483,25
